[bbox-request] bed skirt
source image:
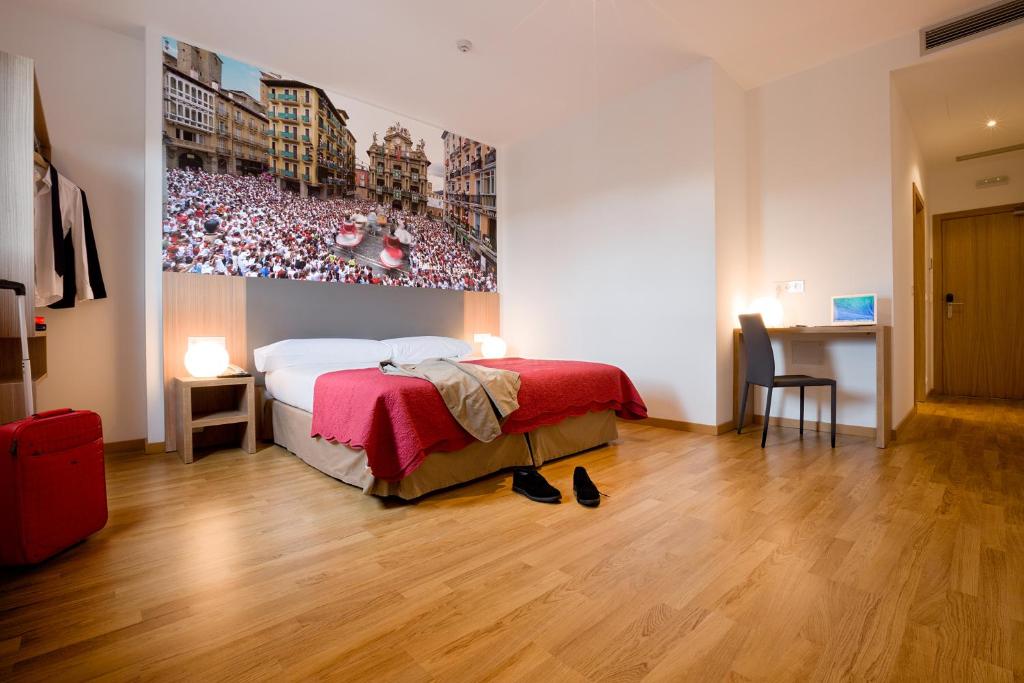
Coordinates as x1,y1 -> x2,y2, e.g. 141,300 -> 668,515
270,400 -> 618,499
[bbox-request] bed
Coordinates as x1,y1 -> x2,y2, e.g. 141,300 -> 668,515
258,338 -> 646,499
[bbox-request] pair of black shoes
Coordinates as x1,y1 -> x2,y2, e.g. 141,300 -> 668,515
512,466 -> 602,507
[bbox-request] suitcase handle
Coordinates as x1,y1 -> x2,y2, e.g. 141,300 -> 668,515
0,280 -> 26,296
1,280 -> 33,415
32,409 -> 74,420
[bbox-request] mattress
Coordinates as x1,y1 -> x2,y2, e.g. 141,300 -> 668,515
264,363 -> 362,413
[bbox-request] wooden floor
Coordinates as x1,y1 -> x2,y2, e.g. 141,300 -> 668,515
2,398 -> 1023,681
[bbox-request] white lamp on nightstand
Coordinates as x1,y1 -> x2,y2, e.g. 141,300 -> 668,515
184,336 -> 230,378
479,334 -> 507,359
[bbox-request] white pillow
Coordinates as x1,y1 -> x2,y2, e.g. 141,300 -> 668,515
383,336 -> 472,364
253,338 -> 392,372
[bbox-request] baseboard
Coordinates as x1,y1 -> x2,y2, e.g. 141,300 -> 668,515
892,405 -> 917,441
713,420 -> 736,435
750,414 -> 875,439
104,438 -> 146,454
144,441 -> 167,455
632,417 -> 735,435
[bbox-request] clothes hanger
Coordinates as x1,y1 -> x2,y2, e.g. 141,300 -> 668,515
33,150 -> 49,173
33,151 -> 51,185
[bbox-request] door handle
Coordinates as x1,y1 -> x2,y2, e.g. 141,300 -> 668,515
945,293 -> 964,319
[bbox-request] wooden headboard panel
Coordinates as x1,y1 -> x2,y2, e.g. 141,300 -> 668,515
162,272 -> 499,452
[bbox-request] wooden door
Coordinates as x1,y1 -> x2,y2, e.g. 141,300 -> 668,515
938,205 -> 1024,399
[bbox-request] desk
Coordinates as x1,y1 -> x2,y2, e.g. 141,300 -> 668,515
732,325 -> 892,448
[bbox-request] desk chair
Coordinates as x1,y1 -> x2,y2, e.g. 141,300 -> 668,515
737,313 -> 837,448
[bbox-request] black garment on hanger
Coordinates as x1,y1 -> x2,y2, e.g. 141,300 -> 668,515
47,166 -> 107,309
48,165 -> 66,277
81,193 -> 106,300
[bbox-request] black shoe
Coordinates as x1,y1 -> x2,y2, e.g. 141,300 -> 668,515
573,467 -> 601,507
512,468 -> 561,504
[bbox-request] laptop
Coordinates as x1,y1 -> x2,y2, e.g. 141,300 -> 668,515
831,293 -> 877,326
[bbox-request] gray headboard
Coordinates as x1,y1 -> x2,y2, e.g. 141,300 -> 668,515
245,277 -> 470,376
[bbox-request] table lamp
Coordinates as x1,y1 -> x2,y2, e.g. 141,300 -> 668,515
184,337 -> 229,378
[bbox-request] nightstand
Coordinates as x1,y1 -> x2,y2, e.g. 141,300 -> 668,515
174,376 -> 256,464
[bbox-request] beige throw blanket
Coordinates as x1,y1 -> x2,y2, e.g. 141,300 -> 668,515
380,359 -> 521,442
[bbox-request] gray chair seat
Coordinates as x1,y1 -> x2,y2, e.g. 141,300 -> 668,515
772,374 -> 836,388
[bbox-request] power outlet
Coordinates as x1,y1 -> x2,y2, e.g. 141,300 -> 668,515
776,280 -> 805,295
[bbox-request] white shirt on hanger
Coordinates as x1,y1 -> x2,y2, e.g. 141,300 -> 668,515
34,166 -> 94,307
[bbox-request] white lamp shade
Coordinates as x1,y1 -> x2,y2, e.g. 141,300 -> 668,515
184,340 -> 230,378
480,335 -> 507,359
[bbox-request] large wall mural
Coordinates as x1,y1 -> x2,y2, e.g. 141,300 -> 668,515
161,37 -> 497,291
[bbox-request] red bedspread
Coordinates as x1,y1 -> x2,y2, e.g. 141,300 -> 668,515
310,358 -> 647,481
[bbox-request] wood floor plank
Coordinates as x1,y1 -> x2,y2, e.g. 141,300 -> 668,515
1,397 -> 1022,680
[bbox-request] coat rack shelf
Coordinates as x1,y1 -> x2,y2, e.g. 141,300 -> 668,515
0,50 -> 50,422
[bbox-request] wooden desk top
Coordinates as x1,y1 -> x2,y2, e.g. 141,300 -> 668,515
734,325 -> 889,336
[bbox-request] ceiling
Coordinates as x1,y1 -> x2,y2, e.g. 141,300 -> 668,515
14,0 -> 994,144
894,24 -> 1024,165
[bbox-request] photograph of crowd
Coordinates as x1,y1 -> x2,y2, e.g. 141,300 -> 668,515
161,37 -> 498,292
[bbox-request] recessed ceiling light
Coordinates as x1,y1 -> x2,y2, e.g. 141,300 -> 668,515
987,119 -> 998,128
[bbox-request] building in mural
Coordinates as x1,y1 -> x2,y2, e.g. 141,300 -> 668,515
367,123 -> 431,215
162,52 -> 216,171
260,77 -> 354,198
162,42 -> 269,176
427,189 -> 444,219
442,130 -> 497,272
353,161 -> 370,200
342,127 -> 357,193
216,89 -> 270,176
175,40 -> 222,85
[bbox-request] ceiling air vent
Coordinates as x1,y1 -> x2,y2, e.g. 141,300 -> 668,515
921,0 -> 1024,54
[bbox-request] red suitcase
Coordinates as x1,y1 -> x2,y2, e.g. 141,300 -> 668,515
0,280 -> 107,565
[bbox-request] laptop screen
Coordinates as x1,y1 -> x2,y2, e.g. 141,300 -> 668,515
831,294 -> 876,325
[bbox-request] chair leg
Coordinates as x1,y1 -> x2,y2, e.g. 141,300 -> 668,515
830,383 -> 837,448
799,386 -> 805,437
737,383 -> 750,434
761,385 -> 773,448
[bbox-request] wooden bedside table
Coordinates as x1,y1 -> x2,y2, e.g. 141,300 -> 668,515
174,376 -> 256,464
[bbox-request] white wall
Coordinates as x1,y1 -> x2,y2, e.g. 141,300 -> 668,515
713,65 -> 748,425
927,154 -> 1024,215
745,35 -> 920,428
503,35 -> 948,432
889,83 -> 926,423
0,4 -> 148,442
502,62 -> 721,425
145,28 -> 165,444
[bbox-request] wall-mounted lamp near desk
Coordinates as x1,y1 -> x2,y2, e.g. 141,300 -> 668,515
732,325 -> 892,448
